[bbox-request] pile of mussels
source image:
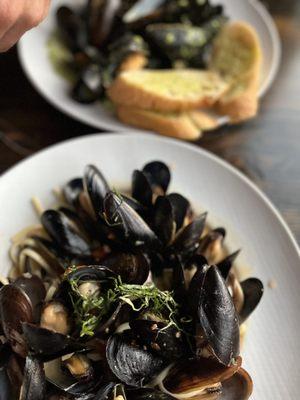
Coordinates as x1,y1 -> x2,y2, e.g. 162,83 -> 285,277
54,0 -> 227,103
0,161 -> 264,399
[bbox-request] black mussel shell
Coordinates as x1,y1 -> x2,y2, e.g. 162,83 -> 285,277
128,387 -> 175,400
84,165 -> 110,218
198,266 -> 240,366
41,210 -> 91,258
44,357 -> 99,396
65,265 -> 116,285
161,356 -> 242,397
72,64 -> 105,104
142,161 -> 171,194
89,0 -> 122,47
20,356 -> 46,400
167,193 -> 191,231
187,258 -> 210,318
22,323 -> 85,362
123,0 -> 167,24
152,196 -> 175,245
63,178 -> 84,207
197,228 -> 226,263
171,256 -> 186,305
216,250 -> 240,280
122,195 -> 148,220
103,192 -> 159,248
132,170 -> 153,208
56,6 -> 88,52
0,276 -> 45,357
220,368 -> 253,400
106,331 -> 166,387
0,344 -> 15,400
239,278 -> 264,324
130,319 -> 186,361
170,213 -> 207,260
102,252 -> 149,284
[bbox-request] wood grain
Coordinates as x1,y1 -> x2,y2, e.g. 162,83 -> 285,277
0,0 -> 299,242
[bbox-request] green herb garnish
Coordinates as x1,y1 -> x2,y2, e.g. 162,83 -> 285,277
68,275 -> 179,337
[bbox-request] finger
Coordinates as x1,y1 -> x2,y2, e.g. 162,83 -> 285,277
0,20 -> 26,52
0,0 -> 23,41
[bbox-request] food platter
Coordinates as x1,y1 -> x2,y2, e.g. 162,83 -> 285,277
0,132 -> 299,399
18,0 -> 281,133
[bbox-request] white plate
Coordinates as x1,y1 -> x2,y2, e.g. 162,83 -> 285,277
18,0 -> 281,132
0,132 -> 299,399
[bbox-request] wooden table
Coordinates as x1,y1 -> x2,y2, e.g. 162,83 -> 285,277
0,1 -> 299,242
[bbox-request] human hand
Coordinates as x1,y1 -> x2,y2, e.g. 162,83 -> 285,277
0,0 -> 50,52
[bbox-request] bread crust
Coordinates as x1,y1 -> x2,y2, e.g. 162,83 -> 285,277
116,106 -> 202,140
108,70 -> 228,112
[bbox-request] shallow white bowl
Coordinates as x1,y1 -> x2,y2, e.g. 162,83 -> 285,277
0,133 -> 299,399
18,0 -> 281,132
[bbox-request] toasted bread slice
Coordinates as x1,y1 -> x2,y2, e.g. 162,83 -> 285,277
188,110 -> 219,132
108,69 -> 228,112
116,106 -> 202,140
210,21 -> 262,122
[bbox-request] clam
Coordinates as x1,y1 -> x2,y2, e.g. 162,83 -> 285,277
160,356 -> 242,399
220,368 -> 253,400
0,275 -> 45,357
197,266 -> 240,365
106,331 -> 166,386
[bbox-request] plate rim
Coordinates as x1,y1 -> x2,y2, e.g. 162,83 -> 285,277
17,0 -> 282,131
1,131 -> 299,260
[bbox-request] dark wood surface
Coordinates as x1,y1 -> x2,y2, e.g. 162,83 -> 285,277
0,1 -> 299,242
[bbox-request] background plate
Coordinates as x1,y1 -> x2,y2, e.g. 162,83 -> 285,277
18,0 -> 281,132
0,132 -> 299,399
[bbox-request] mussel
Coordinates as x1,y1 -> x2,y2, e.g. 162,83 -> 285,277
159,356 -> 242,399
197,266 -> 240,365
72,64 -> 105,104
84,164 -> 110,219
56,6 -> 88,52
0,274 -> 45,357
106,331 -> 166,386
19,356 -> 46,400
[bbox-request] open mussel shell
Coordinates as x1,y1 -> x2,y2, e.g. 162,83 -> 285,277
220,368 -> 253,400
170,212 -> 207,261
106,331 -> 166,387
88,0 -> 122,47
160,356 -> 242,399
63,177 -> 84,207
65,264 -> 116,286
198,266 -> 240,366
0,344 -> 16,400
72,64 -> 105,104
132,169 -> 153,208
187,257 -> 210,318
19,356 -> 46,400
198,228 -> 226,264
56,6 -> 88,52
103,192 -> 160,248
41,210 -> 91,258
239,278 -> 264,324
0,275 -> 45,357
152,196 -> 175,245
167,193 -> 192,231
102,252 -> 149,284
142,161 -> 171,195
83,164 -> 110,218
22,323 -> 85,362
94,382 -> 127,400
216,250 -> 240,280
130,319 -> 187,361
